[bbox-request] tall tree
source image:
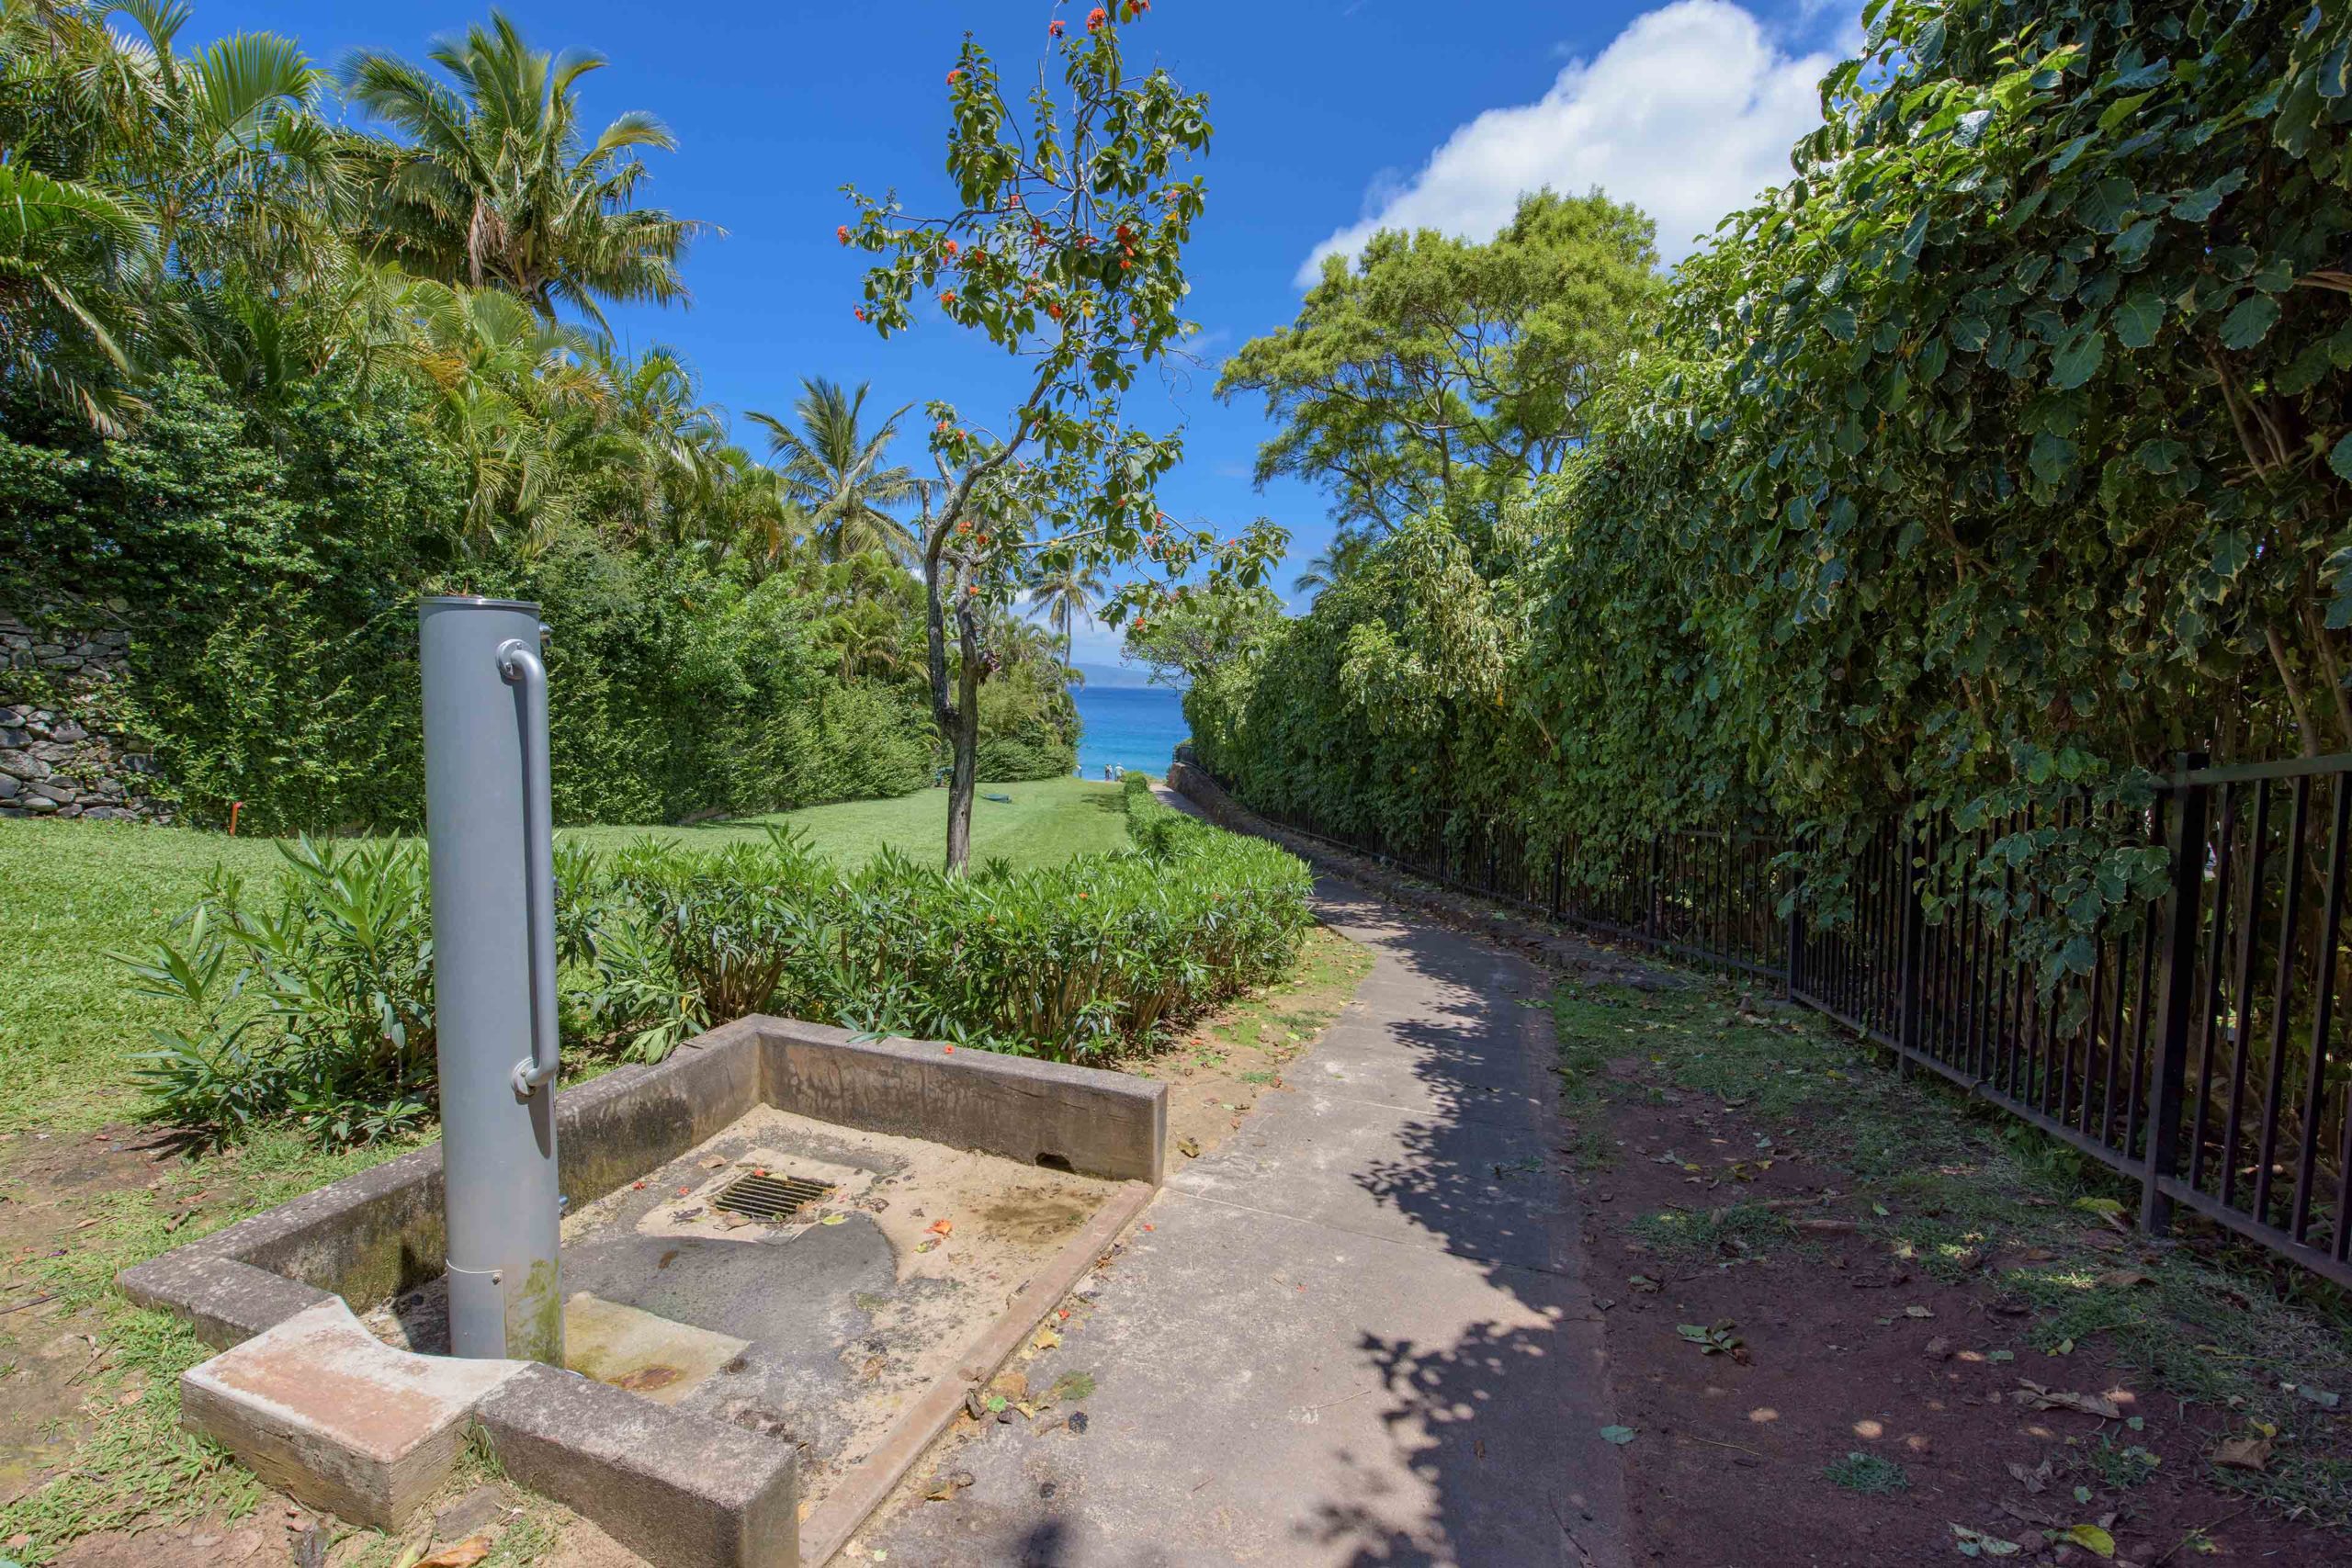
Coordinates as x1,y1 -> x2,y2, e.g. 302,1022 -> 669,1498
842,3 -> 1281,869
1217,190 -> 1662,533
338,11 -> 707,329
745,378 -> 919,563
1032,556 -> 1107,666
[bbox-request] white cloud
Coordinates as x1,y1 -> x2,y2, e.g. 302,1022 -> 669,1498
1297,0 -> 1838,284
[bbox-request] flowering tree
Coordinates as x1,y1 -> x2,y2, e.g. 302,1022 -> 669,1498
841,1 -> 1282,869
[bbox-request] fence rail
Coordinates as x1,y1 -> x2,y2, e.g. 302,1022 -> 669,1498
1209,751 -> 2352,1291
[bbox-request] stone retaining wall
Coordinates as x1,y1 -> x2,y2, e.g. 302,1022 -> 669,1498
0,604 -> 170,821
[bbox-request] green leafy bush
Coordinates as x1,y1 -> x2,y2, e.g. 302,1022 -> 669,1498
4,367 -> 1056,834
121,809 -> 1312,1145
121,840 -> 437,1149
1187,0 -> 2352,975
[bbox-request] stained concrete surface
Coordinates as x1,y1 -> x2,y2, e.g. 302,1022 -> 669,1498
860,876 -> 1630,1566
366,1103 -> 1124,1514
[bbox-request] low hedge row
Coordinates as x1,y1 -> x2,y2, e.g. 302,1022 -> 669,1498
121,794 -> 1314,1146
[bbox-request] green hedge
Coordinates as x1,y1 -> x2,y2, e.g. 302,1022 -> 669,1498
1187,0 -> 2352,971
122,793 -> 1313,1146
2,367 -> 1066,830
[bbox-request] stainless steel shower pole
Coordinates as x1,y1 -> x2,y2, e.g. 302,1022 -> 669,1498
419,595 -> 564,1364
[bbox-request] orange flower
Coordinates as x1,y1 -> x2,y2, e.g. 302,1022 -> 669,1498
939,290 -> 956,307
1047,17 -> 1066,37
946,68 -> 964,85
836,224 -> 850,245
854,307 -> 867,321
944,238 -> 959,257
1087,6 -> 1107,29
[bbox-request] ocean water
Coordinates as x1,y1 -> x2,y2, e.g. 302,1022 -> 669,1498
1070,683 -> 1189,779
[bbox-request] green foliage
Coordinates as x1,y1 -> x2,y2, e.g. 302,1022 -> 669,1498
1218,189 -> 1662,536
1196,0 -> 2352,976
120,840 -> 437,1149
1,4 -> 1064,849
337,11 -> 704,327
1121,579 -> 1288,689
122,804 -> 1312,1145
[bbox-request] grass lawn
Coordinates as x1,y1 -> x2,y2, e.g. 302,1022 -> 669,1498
0,776 -> 1125,1137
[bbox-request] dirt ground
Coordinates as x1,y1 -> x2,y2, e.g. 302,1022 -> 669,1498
1559,979 -> 2352,1568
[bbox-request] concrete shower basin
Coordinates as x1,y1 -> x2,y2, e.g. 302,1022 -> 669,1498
120,1015 -> 1164,1568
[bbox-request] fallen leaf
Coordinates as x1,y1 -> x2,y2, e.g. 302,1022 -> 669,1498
2094,1269 -> 2152,1290
922,1469 -> 976,1502
2014,1381 -> 2121,1418
1949,1522 -> 2021,1558
820,1213 -> 848,1226
2212,1434 -> 2273,1472
2062,1523 -> 2116,1559
1177,1136 -> 1203,1158
1599,1425 -> 1637,1445
2007,1457 -> 2052,1495
928,1219 -> 954,1237
417,1539 -> 493,1568
1033,1326 -> 1061,1351
1905,1305 -> 1936,1319
699,1156 -> 727,1168
2288,1382 -> 2342,1410
1628,1274 -> 1662,1292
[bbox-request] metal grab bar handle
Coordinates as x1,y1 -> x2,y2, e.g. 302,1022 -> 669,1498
497,637 -> 560,1098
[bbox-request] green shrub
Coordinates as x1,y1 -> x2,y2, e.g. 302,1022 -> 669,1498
120,840 -> 437,1148
122,813 -> 1314,1145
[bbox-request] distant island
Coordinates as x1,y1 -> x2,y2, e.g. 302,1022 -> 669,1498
1070,661 -> 1180,691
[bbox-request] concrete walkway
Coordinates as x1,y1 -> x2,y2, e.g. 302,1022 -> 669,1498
862,871 -> 1627,1567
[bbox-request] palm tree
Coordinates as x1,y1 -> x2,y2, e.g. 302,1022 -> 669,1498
337,12 -> 707,329
1291,529 -> 1370,600
398,279 -> 614,549
745,378 -> 919,564
0,1 -> 342,428
0,165 -> 155,431
1032,558 -> 1108,668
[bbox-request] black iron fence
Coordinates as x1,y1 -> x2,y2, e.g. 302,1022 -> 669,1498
1213,751 -> 2352,1290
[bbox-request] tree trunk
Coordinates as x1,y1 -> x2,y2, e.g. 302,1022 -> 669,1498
919,479 -> 988,874
945,598 -> 983,870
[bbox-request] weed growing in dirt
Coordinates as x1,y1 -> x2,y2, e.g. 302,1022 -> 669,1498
1624,1202 -> 1800,1263
1824,1450 -> 1911,1494
2082,1435 -> 2164,1490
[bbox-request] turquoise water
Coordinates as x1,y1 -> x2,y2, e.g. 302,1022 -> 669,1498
1070,683 -> 1188,779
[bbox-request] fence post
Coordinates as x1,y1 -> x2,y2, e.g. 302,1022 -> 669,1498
1896,818 -> 1927,1080
1646,833 -> 1664,942
2141,751 -> 2211,1235
1783,845 -> 1804,999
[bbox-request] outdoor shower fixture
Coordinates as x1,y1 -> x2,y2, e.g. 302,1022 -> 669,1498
419,596 -> 564,1364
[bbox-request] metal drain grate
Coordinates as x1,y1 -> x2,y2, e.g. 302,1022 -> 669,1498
710,1171 -> 833,1223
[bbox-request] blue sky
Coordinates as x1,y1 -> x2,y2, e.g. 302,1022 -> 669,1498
218,0 -> 1859,662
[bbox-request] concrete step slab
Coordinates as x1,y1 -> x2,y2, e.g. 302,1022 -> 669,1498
180,1300 -> 528,1527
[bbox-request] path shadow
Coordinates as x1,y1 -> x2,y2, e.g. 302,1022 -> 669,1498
1283,874 -> 1623,1567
